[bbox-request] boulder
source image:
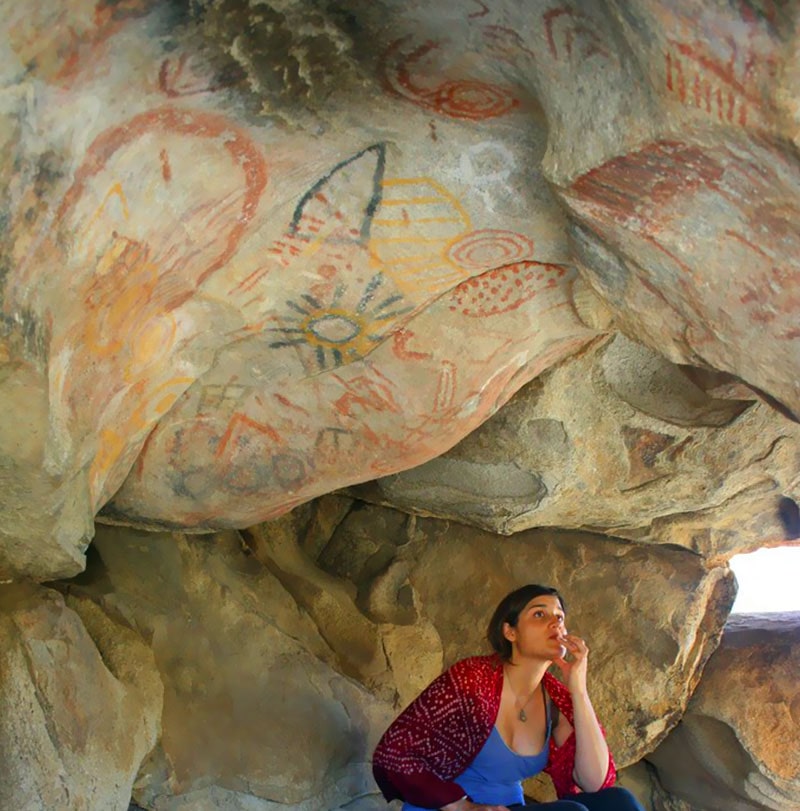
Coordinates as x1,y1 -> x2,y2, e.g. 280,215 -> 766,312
319,504 -> 737,767
0,582 -> 161,811
0,358 -> 93,580
65,524 -> 394,810
646,612 -> 800,811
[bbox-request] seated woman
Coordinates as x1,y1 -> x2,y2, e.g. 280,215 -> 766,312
372,584 -> 645,811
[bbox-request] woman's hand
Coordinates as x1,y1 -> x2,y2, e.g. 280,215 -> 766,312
553,633 -> 590,696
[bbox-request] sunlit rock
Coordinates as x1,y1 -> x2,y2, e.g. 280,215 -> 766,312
0,0 -> 798,807
63,524 -> 393,810
317,503 -> 736,768
3,0 -> 798,570
646,612 -> 800,811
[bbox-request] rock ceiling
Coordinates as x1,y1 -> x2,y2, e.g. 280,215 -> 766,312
1,0 -> 799,581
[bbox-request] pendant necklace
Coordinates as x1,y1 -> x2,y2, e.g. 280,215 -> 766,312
518,682 -> 545,722
509,676 -> 543,722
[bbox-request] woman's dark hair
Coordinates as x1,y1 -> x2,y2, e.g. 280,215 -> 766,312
486,584 -> 565,661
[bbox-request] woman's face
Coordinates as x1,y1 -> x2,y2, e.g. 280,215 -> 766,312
502,594 -> 567,661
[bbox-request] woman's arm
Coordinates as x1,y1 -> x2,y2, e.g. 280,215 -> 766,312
372,762 -> 468,809
553,635 -> 611,792
567,685 -> 610,791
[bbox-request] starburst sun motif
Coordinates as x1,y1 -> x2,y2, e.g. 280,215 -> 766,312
268,273 -> 413,371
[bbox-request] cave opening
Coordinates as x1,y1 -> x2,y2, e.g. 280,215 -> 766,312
729,544 -> 800,613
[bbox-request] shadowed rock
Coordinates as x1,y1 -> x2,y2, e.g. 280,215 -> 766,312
0,582 -> 161,811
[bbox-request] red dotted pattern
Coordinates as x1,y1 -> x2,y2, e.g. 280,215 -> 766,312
448,261 -> 567,318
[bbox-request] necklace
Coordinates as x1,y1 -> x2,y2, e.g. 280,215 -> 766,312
518,689 -> 538,722
506,671 -> 542,722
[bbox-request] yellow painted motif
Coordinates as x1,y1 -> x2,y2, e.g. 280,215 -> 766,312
76,182 -> 130,266
370,177 -> 471,298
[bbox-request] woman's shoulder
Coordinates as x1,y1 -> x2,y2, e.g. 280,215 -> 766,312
406,654 -> 503,707
443,654 -> 503,692
439,654 -> 504,717
448,653 -> 502,676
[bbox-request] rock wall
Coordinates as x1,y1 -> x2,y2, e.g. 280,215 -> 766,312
646,613 -> 800,811
352,336 -> 800,559
0,582 -> 161,810
2,0 -> 799,576
0,514 -> 737,809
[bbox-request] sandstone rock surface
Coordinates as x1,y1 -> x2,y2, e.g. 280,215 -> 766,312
647,613 -> 800,811
355,335 -> 800,558
1,0 -> 799,576
66,524 -> 394,810
3,506 -> 735,810
0,582 -> 161,811
318,503 -> 737,767
0,0 -> 798,809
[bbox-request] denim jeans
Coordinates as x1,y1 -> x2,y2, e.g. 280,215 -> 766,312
509,786 -> 645,811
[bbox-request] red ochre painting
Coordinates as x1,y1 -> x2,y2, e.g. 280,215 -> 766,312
109,251 -> 590,527
10,106 -> 269,509
381,36 -> 520,121
560,136 -> 800,416
3,0 -> 798,556
5,96 -> 592,526
103,147 -> 592,527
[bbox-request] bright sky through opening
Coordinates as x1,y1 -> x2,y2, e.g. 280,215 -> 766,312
729,546 -> 800,613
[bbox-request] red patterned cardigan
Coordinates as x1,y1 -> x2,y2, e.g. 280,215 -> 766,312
373,654 -> 616,809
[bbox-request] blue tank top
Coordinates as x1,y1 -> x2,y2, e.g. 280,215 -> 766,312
401,692 -> 551,810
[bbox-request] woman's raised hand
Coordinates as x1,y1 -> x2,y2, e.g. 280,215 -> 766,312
553,633 -> 590,696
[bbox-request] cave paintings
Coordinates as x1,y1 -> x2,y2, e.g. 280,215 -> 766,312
543,5 -> 613,65
108,249 -> 594,527
381,35 -> 521,121
3,0 -> 601,529
107,140 -> 584,527
7,87 -> 577,525
629,0 -> 787,132
560,135 -> 800,417
4,0 -> 159,87
221,142 -> 543,379
6,105 -> 268,508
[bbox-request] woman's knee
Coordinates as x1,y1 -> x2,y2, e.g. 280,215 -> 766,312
579,786 -> 645,811
604,786 -> 645,810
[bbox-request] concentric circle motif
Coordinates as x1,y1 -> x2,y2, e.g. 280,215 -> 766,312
448,260 -> 567,318
448,229 -> 534,271
433,80 -> 519,120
